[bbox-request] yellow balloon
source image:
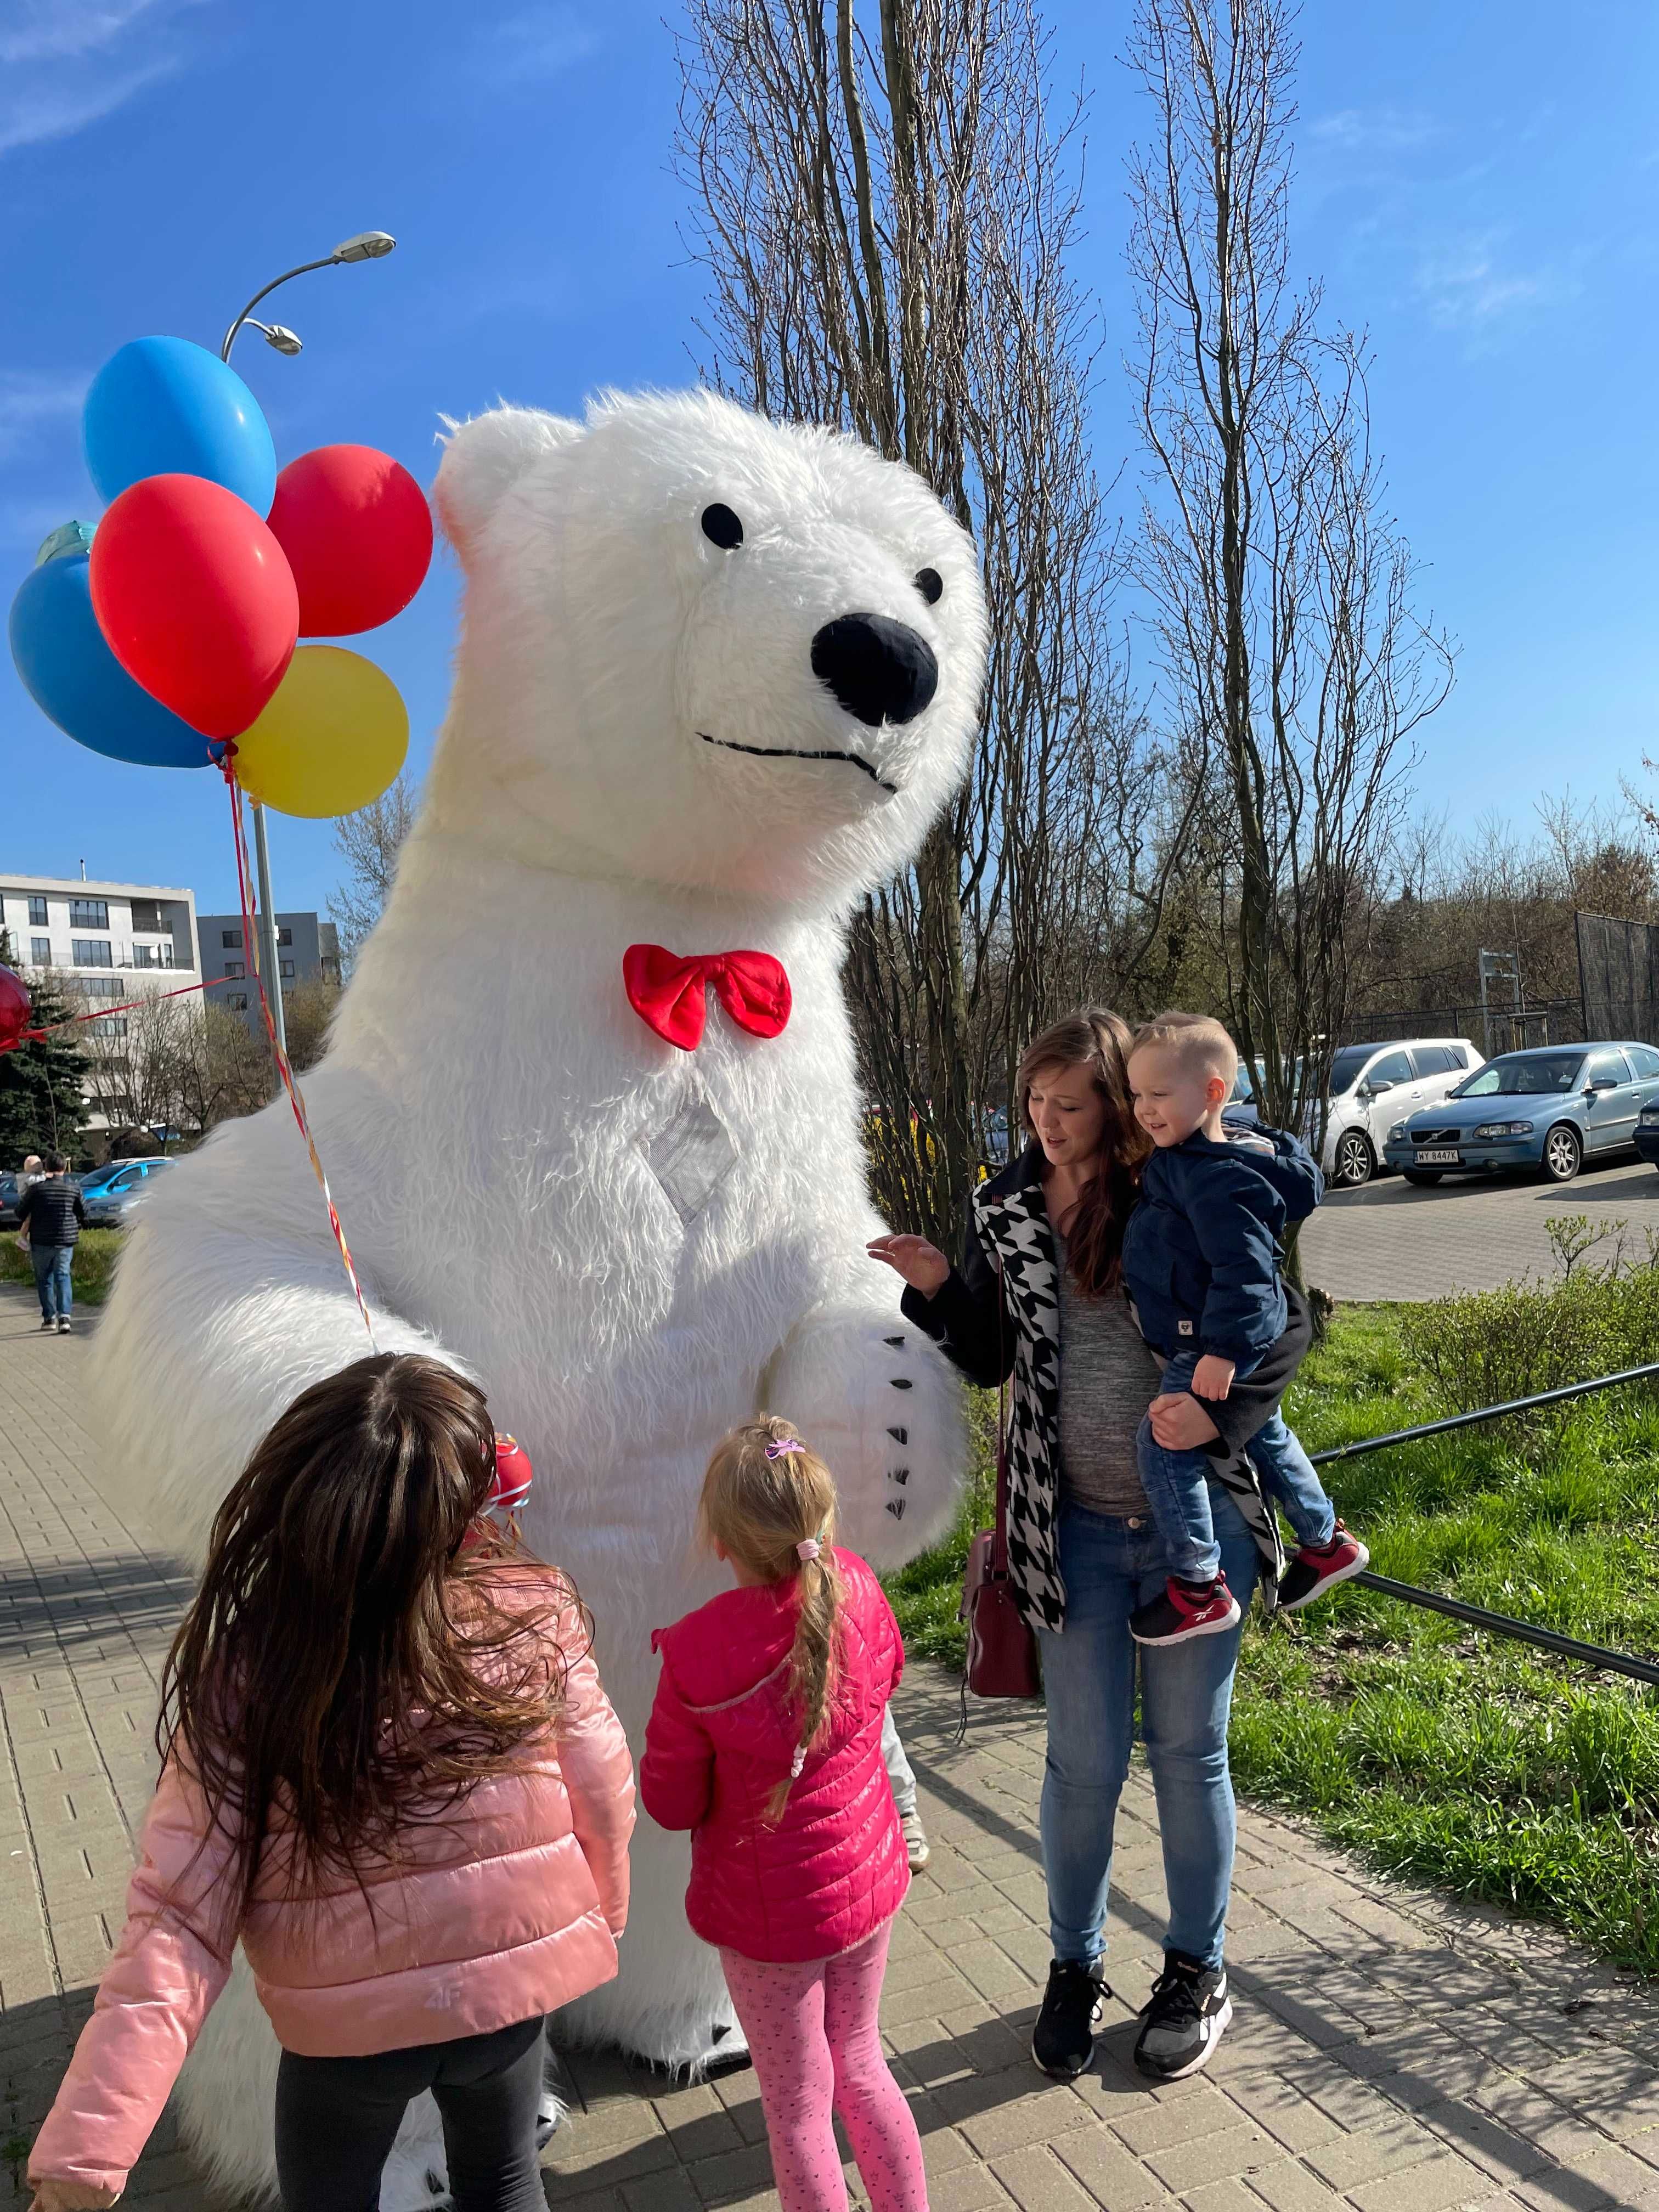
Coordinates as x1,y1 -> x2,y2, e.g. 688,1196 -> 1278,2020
234,645 -> 408,819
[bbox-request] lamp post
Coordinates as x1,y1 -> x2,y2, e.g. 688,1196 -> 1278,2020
220,231 -> 397,1057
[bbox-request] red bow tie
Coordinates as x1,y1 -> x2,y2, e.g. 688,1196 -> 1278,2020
623,944 -> 792,1052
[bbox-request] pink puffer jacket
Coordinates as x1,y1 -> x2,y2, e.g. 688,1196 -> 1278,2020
30,1570 -> 634,2198
641,1548 -> 907,1963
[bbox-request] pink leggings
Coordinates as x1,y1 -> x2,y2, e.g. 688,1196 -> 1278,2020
720,1924 -> 928,2212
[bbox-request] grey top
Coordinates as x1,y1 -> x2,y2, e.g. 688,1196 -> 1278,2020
1053,1226 -> 1159,1518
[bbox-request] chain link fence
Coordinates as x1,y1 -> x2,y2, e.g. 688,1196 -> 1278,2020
1575,909 -> 1659,1046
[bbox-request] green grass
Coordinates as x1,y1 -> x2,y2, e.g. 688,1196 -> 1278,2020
0,1227 -> 124,1306
887,1299 -> 1659,1973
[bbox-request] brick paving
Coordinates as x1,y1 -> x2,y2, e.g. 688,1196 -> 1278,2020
1300,1157 -> 1659,1301
2,1282 -> 1657,2212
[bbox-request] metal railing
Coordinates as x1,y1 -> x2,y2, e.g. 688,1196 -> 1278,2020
1310,1362 -> 1659,1689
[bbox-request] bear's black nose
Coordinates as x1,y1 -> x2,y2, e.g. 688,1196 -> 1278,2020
810,613 -> 939,727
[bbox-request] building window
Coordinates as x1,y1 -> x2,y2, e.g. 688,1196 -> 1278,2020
69,898 -> 109,929
81,978 -> 123,1001
280,959 -> 296,979
132,944 -> 174,970
28,896 -> 47,927
72,939 -> 114,967
278,927 -> 293,947
30,936 -> 50,966
221,929 -> 243,950
89,1016 -> 128,1040
224,961 -> 245,980
130,899 -> 163,934
227,992 -> 249,1012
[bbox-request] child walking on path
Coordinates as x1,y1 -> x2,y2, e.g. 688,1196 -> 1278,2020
1122,1012 -> 1369,1645
29,1355 -> 635,2212
642,1417 -> 926,2212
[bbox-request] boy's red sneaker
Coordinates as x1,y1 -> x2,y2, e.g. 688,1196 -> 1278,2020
1277,1522 -> 1369,1610
1130,1574 -> 1242,1646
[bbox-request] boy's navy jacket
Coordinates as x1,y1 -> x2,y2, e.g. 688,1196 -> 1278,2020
1121,1121 -> 1324,1363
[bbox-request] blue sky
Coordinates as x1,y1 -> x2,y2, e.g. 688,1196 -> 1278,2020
1,0 -> 1655,917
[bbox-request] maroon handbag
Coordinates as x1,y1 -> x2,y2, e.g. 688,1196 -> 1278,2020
960,1256 -> 1041,1702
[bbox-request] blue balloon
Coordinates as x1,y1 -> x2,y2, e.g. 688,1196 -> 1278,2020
83,336 -> 277,515
8,529 -> 215,769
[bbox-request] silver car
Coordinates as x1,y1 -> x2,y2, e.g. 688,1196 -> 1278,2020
1231,1037 -> 1482,1187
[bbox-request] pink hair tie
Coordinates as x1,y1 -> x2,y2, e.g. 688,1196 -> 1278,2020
796,1537 -> 822,1563
765,1437 -> 804,1460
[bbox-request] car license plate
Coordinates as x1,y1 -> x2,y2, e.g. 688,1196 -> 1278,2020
1417,1148 -> 1461,1165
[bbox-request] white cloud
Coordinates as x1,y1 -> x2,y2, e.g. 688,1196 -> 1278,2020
1311,106 -> 1439,155
0,370 -> 91,461
1414,229 -> 1567,332
477,4 -> 599,83
0,0 -> 210,156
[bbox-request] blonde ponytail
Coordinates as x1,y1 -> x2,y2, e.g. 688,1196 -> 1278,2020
698,1415 -> 844,1822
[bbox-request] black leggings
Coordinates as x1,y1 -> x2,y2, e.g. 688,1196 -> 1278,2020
274,2015 -> 545,2212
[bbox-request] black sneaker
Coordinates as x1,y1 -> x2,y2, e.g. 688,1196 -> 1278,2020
1133,1954 -> 1232,2080
1032,1958 -> 1110,2079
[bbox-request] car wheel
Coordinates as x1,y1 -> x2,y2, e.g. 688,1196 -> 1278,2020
1538,1124 -> 1583,1184
1333,1130 -> 1375,1188
1402,1169 -> 1443,1186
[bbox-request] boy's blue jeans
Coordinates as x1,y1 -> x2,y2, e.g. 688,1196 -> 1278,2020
1137,1349 -> 1336,1583
30,1244 -> 72,1324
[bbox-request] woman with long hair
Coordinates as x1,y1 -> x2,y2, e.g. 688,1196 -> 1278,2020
28,1354 -> 635,2212
870,1011 -> 1308,2088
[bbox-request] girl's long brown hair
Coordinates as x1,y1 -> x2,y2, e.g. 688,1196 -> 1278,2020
159,1353 -> 579,1928
1017,1008 -> 1150,1297
699,1415 -> 842,1822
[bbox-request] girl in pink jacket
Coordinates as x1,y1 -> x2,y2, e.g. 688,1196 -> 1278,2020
29,1353 -> 635,2212
641,1416 -> 924,2212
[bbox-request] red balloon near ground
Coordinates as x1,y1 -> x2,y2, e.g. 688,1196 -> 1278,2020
0,965 -> 32,1054
267,445 -> 433,637
89,476 -> 298,738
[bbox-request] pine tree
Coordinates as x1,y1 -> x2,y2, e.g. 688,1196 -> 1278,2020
0,932 -> 89,1166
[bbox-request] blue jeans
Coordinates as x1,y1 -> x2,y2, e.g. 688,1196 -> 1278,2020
1035,1488 -> 1260,1972
30,1244 -> 72,1323
1137,1348 -> 1334,1579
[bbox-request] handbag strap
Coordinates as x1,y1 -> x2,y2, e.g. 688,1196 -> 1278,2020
992,1251 -> 1011,1577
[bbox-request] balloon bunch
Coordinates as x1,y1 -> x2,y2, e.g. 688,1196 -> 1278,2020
8,335 -> 431,816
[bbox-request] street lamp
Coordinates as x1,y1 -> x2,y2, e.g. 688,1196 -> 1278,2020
219,231 -> 397,1056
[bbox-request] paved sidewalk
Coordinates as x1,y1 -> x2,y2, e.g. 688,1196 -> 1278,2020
2,1285 -> 1658,2212
1300,1158 -> 1659,1301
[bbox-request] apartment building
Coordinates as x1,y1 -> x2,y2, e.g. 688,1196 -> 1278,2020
195,911 -> 341,1025
0,873 -> 198,1009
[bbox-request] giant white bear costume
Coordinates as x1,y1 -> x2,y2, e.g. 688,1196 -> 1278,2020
92,390 -> 987,2203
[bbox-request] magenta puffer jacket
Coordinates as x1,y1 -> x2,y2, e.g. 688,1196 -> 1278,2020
641,1548 -> 907,1963
30,1570 -> 634,2199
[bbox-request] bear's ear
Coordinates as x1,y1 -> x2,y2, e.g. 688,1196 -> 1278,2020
434,405 -> 584,550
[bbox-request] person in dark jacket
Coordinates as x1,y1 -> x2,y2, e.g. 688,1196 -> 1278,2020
1121,1013 -> 1367,1646
18,1154 -> 84,1335
869,1010 -> 1307,2093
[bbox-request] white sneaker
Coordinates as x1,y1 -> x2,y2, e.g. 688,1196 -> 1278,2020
900,1809 -> 930,1870
57,1316 -> 71,1333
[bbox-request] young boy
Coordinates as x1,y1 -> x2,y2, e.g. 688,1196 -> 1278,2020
1120,1012 -> 1368,1646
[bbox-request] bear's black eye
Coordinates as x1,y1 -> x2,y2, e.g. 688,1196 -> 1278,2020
915,567 -> 944,605
701,503 -> 744,550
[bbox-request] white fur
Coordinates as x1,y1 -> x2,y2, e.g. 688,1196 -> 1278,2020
91,389 -> 986,2203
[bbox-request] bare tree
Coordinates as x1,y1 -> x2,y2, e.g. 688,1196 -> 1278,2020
678,0 -> 1189,1237
1127,0 -> 1454,1165
77,991 -> 271,1141
329,772 -> 417,973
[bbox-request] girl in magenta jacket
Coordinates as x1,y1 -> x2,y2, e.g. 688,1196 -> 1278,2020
29,1354 -> 635,2212
641,1415 -> 924,2212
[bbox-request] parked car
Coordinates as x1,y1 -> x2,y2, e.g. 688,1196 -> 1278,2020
1228,1037 -> 1482,1187
80,1155 -> 176,1226
1381,1042 -> 1659,1186
0,1174 -> 18,1230
1637,1098 -> 1659,1171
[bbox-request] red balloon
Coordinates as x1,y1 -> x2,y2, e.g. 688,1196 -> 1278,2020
267,445 -> 434,637
0,964 -> 32,1054
89,475 -> 298,738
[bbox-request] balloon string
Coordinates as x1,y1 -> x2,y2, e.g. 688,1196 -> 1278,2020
223,755 -> 379,1350
0,972 -> 240,1051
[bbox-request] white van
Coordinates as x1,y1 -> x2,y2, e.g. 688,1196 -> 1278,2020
1230,1037 -> 1482,1187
